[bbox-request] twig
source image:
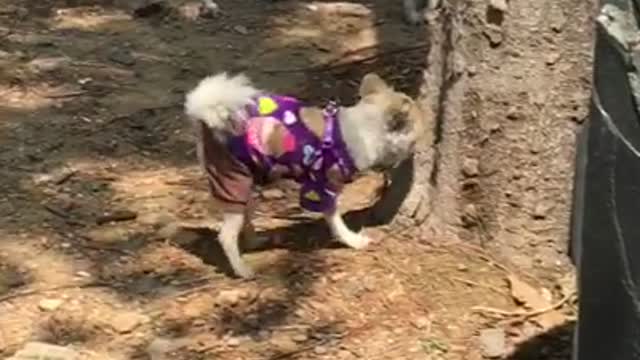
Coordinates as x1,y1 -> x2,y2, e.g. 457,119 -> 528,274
0,281 -> 110,303
261,43 -> 429,74
451,277 -> 510,297
95,210 -> 138,225
42,90 -> 88,99
42,204 -> 87,226
472,290 -> 577,319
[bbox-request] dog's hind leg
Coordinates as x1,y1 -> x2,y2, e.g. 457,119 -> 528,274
240,205 -> 270,251
219,212 -> 254,278
324,209 -> 372,249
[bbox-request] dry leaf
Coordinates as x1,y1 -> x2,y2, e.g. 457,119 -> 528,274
507,274 -> 566,329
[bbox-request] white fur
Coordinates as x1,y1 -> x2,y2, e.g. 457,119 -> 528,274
324,209 -> 372,249
184,72 -> 260,131
339,103 -> 417,171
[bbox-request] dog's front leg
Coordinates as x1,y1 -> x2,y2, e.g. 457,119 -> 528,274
324,209 -> 372,249
219,212 -> 254,278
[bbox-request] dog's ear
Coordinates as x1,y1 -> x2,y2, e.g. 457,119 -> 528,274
359,73 -> 389,97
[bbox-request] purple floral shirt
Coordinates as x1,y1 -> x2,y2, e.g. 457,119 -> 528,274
227,95 -> 356,212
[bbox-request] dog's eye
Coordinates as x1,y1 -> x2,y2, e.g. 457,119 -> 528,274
388,113 -> 407,132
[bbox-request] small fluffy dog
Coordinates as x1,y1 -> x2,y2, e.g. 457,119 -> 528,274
184,72 -> 423,278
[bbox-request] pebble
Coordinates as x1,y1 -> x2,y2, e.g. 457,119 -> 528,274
38,298 -> 63,311
462,158 -> 480,177
411,316 -> 430,329
479,328 -> 506,358
108,48 -> 136,66
216,289 -> 245,306
233,25 -> 249,35
292,333 -> 309,343
314,345 -> 328,355
226,337 -> 241,347
488,0 -> 508,12
110,312 -> 149,334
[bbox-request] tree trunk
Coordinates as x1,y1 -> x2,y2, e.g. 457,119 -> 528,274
374,0 -> 595,276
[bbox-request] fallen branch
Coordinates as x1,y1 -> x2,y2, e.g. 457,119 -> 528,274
471,290 -> 577,320
261,42 -> 429,74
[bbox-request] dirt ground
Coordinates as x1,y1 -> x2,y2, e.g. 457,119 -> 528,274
0,1 -> 580,359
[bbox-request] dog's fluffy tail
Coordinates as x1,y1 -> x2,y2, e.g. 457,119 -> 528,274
184,72 -> 260,132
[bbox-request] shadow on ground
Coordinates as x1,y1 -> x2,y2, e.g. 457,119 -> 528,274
507,322 -> 575,360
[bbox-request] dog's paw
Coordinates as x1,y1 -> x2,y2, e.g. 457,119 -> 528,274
340,232 -> 373,250
233,264 -> 256,279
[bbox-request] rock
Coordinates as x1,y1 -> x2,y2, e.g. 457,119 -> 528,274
483,24 -> 503,47
488,0 -> 508,13
532,200 -> 554,219
270,336 -> 298,353
262,188 -> 285,200
314,345 -> 328,355
216,289 -> 244,306
411,316 -> 430,329
226,337 -> 241,347
108,48 -> 136,66
110,312 -> 149,333
38,298 -> 63,311
75,271 -> 91,278
9,342 -> 79,360
28,57 -> 69,72
461,204 -> 479,227
233,25 -> 249,35
545,52 -> 561,65
292,333 -> 309,343
462,158 -> 480,177
479,328 -> 506,358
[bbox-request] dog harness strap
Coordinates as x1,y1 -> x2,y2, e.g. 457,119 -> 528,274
322,100 -> 357,181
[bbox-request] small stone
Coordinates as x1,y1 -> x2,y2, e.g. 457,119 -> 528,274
411,316 -> 430,329
38,298 -> 63,311
110,312 -> 149,334
270,336 -> 298,353
457,264 -> 469,272
233,25 -> 249,35
461,204 -> 478,227
226,337 -> 241,347
262,188 -> 285,200
506,106 -> 521,120
462,158 -> 479,177
9,342 -> 79,360
216,289 -> 244,306
314,345 -> 328,355
108,48 -> 136,66
483,25 -> 503,47
532,201 -> 554,219
488,0 -> 508,12
28,57 -> 69,72
545,52 -> 561,66
479,328 -> 506,358
467,65 -> 477,77
292,333 -> 309,343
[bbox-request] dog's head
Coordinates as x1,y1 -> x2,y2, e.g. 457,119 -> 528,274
345,73 -> 424,172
